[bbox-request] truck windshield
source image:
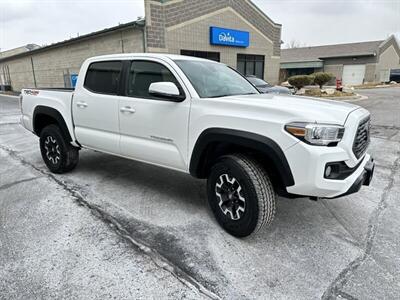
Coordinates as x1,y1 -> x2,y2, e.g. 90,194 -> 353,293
174,60 -> 259,98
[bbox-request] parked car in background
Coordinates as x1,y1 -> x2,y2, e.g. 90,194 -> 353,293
246,75 -> 292,95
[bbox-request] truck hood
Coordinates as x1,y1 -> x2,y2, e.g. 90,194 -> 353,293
220,94 -> 360,125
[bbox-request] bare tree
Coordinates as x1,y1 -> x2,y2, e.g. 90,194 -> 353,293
285,39 -> 307,49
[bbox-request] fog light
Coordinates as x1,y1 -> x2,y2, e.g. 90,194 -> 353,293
325,166 -> 332,177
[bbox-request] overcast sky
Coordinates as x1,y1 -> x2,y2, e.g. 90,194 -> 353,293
0,0 -> 399,52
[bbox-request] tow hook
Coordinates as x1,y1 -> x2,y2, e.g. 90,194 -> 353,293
363,158 -> 375,186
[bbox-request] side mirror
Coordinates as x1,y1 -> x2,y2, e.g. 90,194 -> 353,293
149,82 -> 184,101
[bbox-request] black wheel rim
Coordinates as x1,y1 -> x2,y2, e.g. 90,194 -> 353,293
215,174 -> 246,220
44,135 -> 61,165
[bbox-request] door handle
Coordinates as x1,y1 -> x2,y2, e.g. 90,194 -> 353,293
76,101 -> 88,108
120,106 -> 136,114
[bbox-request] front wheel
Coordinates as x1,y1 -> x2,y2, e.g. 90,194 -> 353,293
39,124 -> 79,174
207,154 -> 276,237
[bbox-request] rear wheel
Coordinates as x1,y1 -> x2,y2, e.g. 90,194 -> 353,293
39,124 -> 79,173
207,154 -> 276,237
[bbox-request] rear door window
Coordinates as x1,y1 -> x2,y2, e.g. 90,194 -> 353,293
84,61 -> 122,95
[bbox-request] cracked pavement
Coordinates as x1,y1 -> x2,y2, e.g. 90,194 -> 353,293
0,87 -> 399,299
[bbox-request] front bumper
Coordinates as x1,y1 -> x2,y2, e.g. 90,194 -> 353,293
329,157 -> 374,199
284,140 -> 374,198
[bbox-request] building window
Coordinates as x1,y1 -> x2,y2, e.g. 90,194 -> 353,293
181,50 -> 220,62
286,68 -> 316,78
84,61 -> 122,95
237,54 -> 265,79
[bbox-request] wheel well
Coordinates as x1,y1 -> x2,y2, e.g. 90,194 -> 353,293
189,128 -> 295,195
33,107 -> 72,142
193,141 -> 287,195
34,114 -> 57,136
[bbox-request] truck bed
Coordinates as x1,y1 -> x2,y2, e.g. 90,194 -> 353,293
20,87 -> 76,143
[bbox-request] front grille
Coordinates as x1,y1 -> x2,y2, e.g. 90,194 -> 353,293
353,116 -> 371,159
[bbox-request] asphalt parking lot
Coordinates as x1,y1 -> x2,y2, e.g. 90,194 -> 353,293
1,87 -> 399,299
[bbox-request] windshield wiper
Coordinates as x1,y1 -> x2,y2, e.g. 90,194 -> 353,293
208,92 -> 258,98
208,94 -> 232,98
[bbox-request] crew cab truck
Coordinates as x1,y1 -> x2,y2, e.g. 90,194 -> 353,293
20,54 -> 374,237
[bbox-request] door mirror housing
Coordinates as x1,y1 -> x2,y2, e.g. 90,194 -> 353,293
149,82 -> 184,101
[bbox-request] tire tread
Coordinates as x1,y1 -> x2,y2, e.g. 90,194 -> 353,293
40,124 -> 79,173
226,154 -> 276,235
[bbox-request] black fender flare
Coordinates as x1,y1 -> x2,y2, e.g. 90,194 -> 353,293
189,128 -> 295,187
33,106 -> 72,142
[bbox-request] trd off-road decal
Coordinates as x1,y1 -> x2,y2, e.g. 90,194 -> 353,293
24,89 -> 40,96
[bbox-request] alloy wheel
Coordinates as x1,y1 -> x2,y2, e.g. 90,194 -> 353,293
215,174 -> 246,220
44,136 -> 61,165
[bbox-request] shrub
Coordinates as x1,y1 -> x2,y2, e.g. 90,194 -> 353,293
313,72 -> 333,89
288,75 -> 314,90
308,74 -> 316,85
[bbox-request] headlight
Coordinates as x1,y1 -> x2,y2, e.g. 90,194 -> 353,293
285,122 -> 345,146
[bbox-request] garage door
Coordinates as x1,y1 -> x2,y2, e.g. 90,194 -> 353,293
390,69 -> 400,82
342,65 -> 366,86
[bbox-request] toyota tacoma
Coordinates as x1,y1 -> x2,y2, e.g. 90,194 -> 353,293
20,54 -> 374,237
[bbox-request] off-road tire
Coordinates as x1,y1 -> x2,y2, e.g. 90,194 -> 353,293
207,154 -> 276,237
39,124 -> 79,174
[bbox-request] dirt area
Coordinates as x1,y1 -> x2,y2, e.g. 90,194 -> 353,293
304,89 -> 355,98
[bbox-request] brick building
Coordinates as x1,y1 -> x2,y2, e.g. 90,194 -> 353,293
280,36 -> 400,85
0,21 -> 145,92
0,0 -> 282,92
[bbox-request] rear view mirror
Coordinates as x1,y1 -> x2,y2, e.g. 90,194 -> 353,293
149,82 -> 184,101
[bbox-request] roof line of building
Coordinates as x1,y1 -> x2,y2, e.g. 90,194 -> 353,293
318,52 -> 377,59
282,39 -> 384,51
280,53 -> 377,64
245,0 -> 282,27
149,0 -> 282,27
0,19 -> 145,63
379,34 -> 400,48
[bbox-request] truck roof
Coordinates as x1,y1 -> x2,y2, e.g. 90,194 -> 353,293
85,53 -> 212,63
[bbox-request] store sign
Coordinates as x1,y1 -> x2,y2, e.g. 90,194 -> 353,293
210,27 -> 250,48
70,74 -> 78,88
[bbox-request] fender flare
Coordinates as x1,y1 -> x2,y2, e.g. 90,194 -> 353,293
33,106 -> 72,142
189,128 -> 295,187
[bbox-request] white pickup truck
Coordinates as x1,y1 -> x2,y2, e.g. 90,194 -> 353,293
20,54 -> 374,237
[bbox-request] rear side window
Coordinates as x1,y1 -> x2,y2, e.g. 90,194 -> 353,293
84,61 -> 122,95
127,61 -> 183,100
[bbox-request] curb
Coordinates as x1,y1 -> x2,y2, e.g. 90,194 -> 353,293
299,93 -> 368,102
341,94 -> 369,102
355,84 -> 400,90
0,93 -> 20,100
